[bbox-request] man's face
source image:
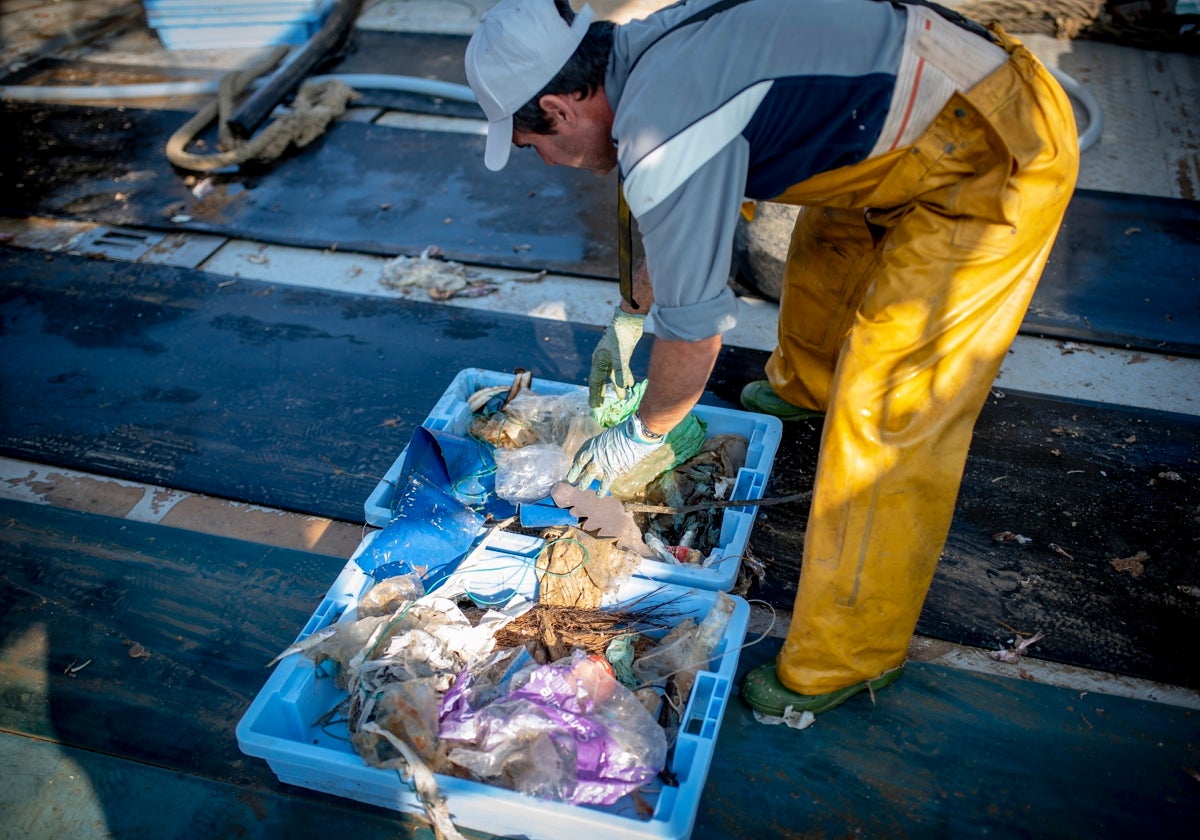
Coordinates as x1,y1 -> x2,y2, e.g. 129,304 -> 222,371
512,98 -> 617,176
512,128 -> 617,175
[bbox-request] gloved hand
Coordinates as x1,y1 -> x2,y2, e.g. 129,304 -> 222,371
567,414 -> 664,495
588,306 -> 646,409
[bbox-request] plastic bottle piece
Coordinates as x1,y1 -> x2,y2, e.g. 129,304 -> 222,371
643,531 -> 680,564
695,592 -> 736,659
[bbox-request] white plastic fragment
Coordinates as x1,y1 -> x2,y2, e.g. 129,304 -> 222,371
753,706 -> 816,730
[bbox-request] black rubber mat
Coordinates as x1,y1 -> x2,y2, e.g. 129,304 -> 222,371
0,100 -> 619,276
2,246 -> 1197,687
2,96 -> 1198,354
743,390 -> 1200,690
0,246 -> 601,521
1029,189 -> 1200,356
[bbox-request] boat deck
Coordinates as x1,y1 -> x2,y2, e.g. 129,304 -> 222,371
1,1 -> 1198,837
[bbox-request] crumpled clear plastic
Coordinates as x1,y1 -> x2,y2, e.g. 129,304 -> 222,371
632,592 -> 735,704
299,614 -> 390,689
439,650 -> 668,805
357,573 -> 424,617
352,675 -> 446,765
357,598 -> 507,692
502,390 -> 598,452
494,443 -> 572,503
472,389 -> 599,453
303,596 -> 509,692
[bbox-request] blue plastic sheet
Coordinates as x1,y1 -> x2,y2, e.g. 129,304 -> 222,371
359,427 -> 498,584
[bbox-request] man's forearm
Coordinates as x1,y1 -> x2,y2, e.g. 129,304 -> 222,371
637,334 -> 723,437
620,262 -> 654,316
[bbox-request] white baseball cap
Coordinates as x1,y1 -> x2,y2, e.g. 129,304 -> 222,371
465,0 -> 596,171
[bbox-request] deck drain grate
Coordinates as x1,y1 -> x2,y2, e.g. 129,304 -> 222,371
73,226 -> 167,261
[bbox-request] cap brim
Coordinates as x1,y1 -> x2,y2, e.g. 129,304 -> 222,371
484,115 -> 513,171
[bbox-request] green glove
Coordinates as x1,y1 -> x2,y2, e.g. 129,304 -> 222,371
588,306 -> 646,409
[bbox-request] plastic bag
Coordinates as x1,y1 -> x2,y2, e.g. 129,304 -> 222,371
440,646 -> 535,741
357,573 -> 424,617
364,599 -> 502,687
494,443 -> 571,503
353,676 -> 445,765
632,592 -> 735,704
472,389 -> 599,452
441,650 -> 667,805
298,614 -> 390,689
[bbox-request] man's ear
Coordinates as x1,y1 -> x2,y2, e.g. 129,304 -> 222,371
537,93 -> 576,128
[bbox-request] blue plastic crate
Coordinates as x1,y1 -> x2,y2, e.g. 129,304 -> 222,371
236,530 -> 751,840
363,368 -> 782,591
144,0 -> 333,49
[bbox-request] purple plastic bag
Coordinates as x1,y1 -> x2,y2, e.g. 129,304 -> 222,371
440,651 -> 667,805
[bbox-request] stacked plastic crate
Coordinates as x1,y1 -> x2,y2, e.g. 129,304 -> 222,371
143,0 -> 334,49
238,369 -> 784,839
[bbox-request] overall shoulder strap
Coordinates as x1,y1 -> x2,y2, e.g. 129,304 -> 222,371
873,0 -> 996,42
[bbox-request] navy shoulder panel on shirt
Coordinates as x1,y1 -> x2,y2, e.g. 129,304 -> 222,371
742,72 -> 897,200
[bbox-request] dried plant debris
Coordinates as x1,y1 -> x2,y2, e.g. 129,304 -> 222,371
63,659 -> 91,677
1111,550 -> 1149,577
993,531 -> 1033,545
1049,543 -> 1074,560
491,600 -> 681,662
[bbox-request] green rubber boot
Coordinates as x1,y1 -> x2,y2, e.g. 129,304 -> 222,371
739,381 -> 823,422
741,663 -> 904,717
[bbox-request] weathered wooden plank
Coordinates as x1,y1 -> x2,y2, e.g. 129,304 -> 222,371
0,498 -> 345,789
0,733 -> 454,839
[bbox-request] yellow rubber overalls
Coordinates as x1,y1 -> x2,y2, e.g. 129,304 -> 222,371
763,21 -> 1079,693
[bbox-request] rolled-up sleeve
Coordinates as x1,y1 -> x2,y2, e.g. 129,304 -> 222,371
651,287 -> 739,342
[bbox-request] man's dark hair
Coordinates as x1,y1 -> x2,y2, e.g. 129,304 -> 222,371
512,0 -> 614,135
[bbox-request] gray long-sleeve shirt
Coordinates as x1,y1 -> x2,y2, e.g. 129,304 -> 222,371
606,0 -> 907,341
